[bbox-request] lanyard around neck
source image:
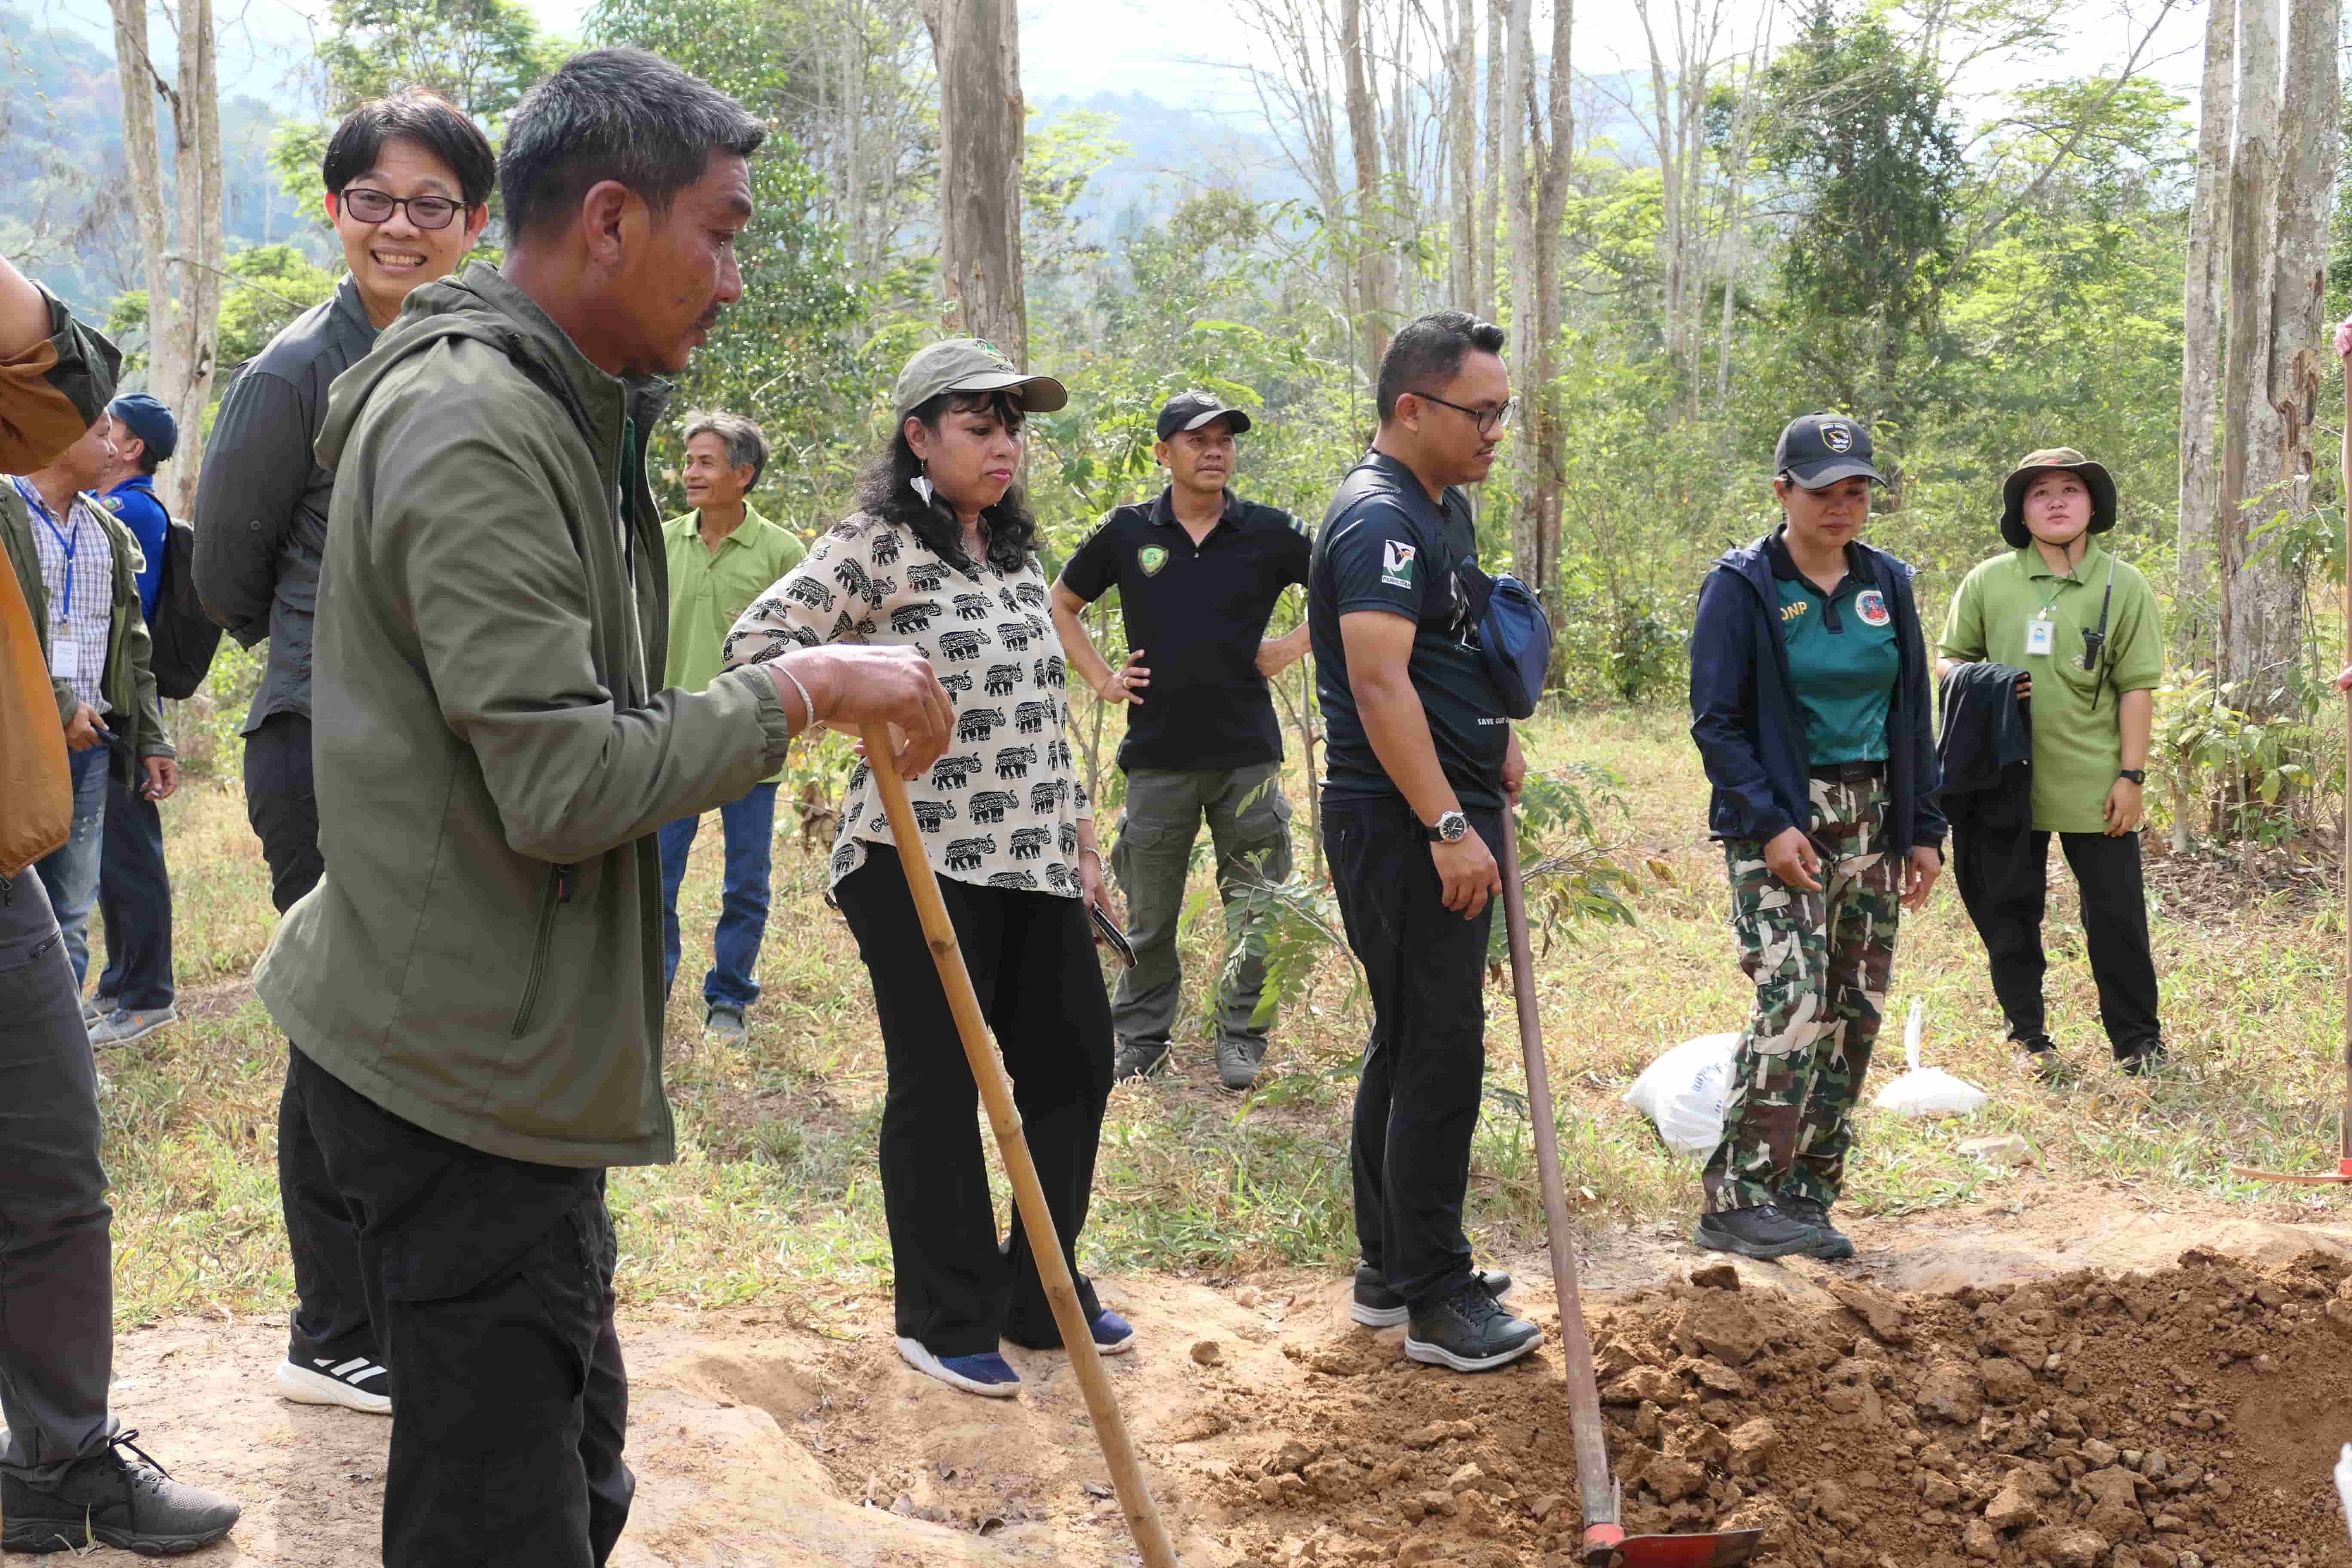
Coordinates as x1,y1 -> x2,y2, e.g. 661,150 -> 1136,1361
15,476 -> 82,625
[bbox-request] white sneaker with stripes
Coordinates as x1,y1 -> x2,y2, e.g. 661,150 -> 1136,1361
275,1354 -> 392,1415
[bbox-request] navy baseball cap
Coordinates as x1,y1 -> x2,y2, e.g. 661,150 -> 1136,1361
1156,391 -> 1253,441
1773,412 -> 1881,490
107,393 -> 178,462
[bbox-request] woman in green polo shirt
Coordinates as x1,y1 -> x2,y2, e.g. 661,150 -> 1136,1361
1936,449 -> 2166,1078
1688,413 -> 1945,1261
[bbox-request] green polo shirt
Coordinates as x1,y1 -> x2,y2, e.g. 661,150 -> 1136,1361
663,504 -> 806,783
1937,540 -> 2162,834
1775,546 -> 1900,767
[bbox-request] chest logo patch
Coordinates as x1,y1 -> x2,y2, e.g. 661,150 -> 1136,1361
1782,599 -> 1808,624
1381,539 -> 1417,588
1856,589 -> 1891,627
101,495 -> 123,512
1138,545 -> 1168,576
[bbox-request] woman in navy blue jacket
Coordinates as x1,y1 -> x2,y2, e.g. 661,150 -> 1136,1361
1684,414 -> 1945,1262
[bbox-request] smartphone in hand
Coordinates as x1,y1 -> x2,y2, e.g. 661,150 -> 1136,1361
1089,903 -> 1136,968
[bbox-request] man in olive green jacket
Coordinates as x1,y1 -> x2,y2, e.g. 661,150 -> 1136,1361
251,49 -> 950,1568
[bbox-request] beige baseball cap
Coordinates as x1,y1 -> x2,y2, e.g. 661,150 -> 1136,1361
891,337 -> 1068,420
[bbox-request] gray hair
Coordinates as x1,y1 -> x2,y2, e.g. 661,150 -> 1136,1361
682,410 -> 770,490
499,48 -> 766,242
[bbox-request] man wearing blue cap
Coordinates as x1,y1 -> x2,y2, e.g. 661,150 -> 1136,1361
86,393 -> 180,1046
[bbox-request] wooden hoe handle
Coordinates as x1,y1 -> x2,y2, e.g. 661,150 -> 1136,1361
860,726 -> 1181,1568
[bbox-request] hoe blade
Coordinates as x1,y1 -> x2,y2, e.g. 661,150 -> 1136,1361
1585,1528 -> 1764,1568
2230,1158 -> 2352,1185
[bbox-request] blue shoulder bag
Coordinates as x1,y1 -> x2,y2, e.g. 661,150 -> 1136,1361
1457,557 -> 1553,720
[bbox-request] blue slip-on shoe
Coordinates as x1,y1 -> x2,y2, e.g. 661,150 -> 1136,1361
895,1336 -> 1021,1398
1090,1308 -> 1135,1356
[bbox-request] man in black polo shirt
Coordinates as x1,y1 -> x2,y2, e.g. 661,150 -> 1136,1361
1052,391 -> 1311,1091
1312,309 -> 1540,1373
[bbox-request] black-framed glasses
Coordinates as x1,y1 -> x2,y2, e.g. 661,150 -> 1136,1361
339,187 -> 466,230
1414,391 -> 1516,435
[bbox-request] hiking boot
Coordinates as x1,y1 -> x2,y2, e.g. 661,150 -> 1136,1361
1403,1281 -> 1543,1372
1113,1038 -> 1169,1082
0,1430 -> 240,1556
88,1005 -> 178,1050
895,1337 -> 1021,1398
2118,1042 -> 2169,1078
1352,1263 -> 1513,1328
704,1006 -> 747,1044
2019,1035 -> 2065,1084
1774,1195 -> 1855,1260
1215,1035 -> 1265,1091
1693,1202 -> 1824,1261
276,1351 -> 392,1415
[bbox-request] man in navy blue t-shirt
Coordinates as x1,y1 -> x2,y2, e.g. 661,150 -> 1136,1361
1309,310 -> 1540,1375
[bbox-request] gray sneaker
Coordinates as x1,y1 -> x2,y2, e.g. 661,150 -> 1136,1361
1215,1036 -> 1264,1091
704,1006 -> 747,1044
80,994 -> 114,1028
88,1006 -> 176,1049
1113,1038 -> 1170,1082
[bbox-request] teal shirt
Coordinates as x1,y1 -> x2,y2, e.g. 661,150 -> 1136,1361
1775,557 -> 1900,766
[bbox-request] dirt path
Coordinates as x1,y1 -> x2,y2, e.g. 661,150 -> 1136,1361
75,1196 -> 2352,1567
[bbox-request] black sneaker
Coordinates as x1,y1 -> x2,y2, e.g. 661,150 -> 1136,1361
0,1430 -> 240,1556
2118,1042 -> 2169,1078
1214,1036 -> 1263,1091
1113,1038 -> 1169,1082
1404,1281 -> 1543,1372
1693,1202 -> 1825,1261
276,1350 -> 392,1414
1352,1263 -> 1513,1328
1774,1195 -> 1855,1260
2020,1036 -> 2065,1083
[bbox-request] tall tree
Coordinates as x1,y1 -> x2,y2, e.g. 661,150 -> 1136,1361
1445,0 -> 1481,316
1509,0 -> 1570,674
2176,0 -> 2234,652
921,0 -> 1028,358
109,0 -> 223,514
1340,0 -> 1391,376
2218,0 -> 2339,713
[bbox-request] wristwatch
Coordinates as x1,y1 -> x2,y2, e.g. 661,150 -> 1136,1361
1425,810 -> 1470,844
2117,769 -> 2146,785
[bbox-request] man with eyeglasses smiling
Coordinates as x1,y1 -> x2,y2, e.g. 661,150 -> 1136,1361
1309,309 -> 1537,1374
192,87 -> 494,1423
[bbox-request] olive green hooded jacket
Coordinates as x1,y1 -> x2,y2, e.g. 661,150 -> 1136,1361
254,263 -> 793,1167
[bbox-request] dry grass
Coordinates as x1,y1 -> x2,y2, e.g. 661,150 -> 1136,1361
86,702 -> 2352,1333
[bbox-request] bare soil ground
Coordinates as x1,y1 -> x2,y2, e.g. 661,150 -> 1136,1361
85,1194 -> 2352,1567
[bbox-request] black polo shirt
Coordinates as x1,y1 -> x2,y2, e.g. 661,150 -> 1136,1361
1058,487 -> 1311,772
1310,450 -> 1507,810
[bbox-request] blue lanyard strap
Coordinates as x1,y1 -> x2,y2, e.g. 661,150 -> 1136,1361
12,477 -> 80,623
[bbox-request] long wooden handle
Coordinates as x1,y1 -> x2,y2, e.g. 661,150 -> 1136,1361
861,728 -> 1180,1568
1497,818 -> 1621,1552
2341,496 -> 2350,1168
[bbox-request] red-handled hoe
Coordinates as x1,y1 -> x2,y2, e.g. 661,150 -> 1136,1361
1498,813 -> 1762,1568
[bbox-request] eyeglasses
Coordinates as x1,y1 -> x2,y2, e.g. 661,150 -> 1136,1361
1414,391 -> 1515,435
339,187 -> 466,230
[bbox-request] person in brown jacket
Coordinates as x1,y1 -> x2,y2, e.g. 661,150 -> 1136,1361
0,252 -> 240,1556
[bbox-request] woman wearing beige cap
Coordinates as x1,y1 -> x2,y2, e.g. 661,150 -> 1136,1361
722,339 -> 1127,1397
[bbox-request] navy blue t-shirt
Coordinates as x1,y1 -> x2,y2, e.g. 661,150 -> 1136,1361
1309,451 -> 1507,810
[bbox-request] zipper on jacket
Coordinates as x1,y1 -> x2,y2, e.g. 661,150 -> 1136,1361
511,865 -> 567,1037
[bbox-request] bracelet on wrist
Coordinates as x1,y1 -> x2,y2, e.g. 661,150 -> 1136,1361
775,665 -> 817,734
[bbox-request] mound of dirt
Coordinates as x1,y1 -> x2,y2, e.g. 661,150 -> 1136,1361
1203,1250 -> 2352,1568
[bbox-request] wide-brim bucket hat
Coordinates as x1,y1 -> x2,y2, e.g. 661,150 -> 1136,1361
892,337 -> 1068,421
2000,448 -> 2115,548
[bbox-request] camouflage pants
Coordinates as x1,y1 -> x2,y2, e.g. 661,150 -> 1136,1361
1701,773 -> 1902,1214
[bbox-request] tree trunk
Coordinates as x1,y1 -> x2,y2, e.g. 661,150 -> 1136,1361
2176,0 -> 2235,660
1341,0 -> 1390,378
1501,0 -> 1531,377
1505,0 -> 1567,679
1482,0 -> 1505,323
921,0 -> 1028,361
1633,0 -> 1684,376
1447,0 -> 1481,315
110,0 -> 223,515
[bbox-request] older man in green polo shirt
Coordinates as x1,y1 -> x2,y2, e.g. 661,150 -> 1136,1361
1937,448 -> 2166,1078
658,410 -> 806,1041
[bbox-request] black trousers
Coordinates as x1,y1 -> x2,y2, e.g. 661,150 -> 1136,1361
1950,821 -> 2164,1059
832,849 -> 1113,1358
94,766 -> 173,1011
288,1048 -> 630,1568
1322,793 -> 1501,1316
243,713 -> 379,1367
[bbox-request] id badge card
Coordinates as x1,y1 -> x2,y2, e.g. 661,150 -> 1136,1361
51,638 -> 81,683
2025,614 -> 2055,658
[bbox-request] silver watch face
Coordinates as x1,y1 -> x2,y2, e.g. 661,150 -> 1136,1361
1437,812 -> 1469,842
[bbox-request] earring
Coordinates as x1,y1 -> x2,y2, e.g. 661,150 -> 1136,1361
910,458 -> 936,508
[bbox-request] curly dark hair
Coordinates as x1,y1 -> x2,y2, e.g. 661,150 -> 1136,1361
854,389 -> 1038,577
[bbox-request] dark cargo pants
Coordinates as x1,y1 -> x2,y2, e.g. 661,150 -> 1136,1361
1109,763 -> 1293,1049
1703,772 -> 1903,1214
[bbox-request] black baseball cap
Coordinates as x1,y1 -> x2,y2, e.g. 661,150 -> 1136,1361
1773,413 -> 1883,490
1156,391 -> 1253,441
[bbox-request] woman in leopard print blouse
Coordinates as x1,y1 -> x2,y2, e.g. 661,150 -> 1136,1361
722,339 -> 1127,1399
